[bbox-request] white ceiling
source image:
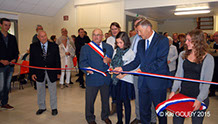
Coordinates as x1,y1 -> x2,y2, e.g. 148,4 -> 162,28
0,0 -> 71,16
127,2 -> 218,21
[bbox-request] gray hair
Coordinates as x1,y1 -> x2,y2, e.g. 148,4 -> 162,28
135,19 -> 152,28
134,16 -> 146,24
60,36 -> 67,42
167,36 -> 173,42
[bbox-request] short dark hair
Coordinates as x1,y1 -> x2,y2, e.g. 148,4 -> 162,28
110,22 -> 121,29
50,35 -> 56,41
71,35 -> 76,39
135,19 -> 152,28
0,18 -> 10,24
115,32 -> 131,50
163,32 -> 168,35
78,28 -> 84,33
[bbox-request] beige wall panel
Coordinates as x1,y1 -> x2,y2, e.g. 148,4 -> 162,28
99,2 -> 123,28
53,0 -> 77,38
76,5 -> 100,28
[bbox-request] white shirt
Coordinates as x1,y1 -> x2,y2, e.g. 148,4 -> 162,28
145,30 -> 155,50
106,36 -> 115,49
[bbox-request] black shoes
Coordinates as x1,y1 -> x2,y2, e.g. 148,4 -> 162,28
36,109 -> 58,116
36,109 -> 46,115
52,109 -> 58,116
80,83 -> 86,88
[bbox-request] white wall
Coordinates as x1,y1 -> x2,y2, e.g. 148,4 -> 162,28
76,0 -> 125,39
158,18 -> 197,36
53,0 -> 77,38
0,10 -> 54,54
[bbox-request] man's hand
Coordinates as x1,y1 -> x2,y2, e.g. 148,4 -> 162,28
57,74 -> 61,79
87,67 -> 94,74
0,60 -> 10,66
10,59 -> 16,65
32,74 -> 37,81
193,100 -> 201,111
113,67 -> 123,74
169,92 -> 175,99
167,60 -> 171,64
103,57 -> 111,64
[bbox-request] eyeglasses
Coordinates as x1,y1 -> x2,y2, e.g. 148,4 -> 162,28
92,34 -> 102,37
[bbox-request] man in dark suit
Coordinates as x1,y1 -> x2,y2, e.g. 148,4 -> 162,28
0,18 -> 19,110
80,28 -> 113,124
114,19 -> 170,124
29,30 -> 61,116
75,28 -> 91,88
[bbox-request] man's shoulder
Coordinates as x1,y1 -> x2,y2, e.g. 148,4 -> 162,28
102,42 -> 113,50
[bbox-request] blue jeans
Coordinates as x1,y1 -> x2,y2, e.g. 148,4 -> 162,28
0,66 -> 14,105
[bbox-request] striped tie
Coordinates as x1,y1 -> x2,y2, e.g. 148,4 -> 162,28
42,44 -> 46,60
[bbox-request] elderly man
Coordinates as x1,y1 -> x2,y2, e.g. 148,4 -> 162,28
30,30 -> 61,116
32,24 -> 43,43
80,28 -> 113,124
56,28 -> 75,49
0,18 -> 19,110
114,19 -> 170,124
208,31 -> 218,97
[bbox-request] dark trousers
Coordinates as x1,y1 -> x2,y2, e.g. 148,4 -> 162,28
116,92 -> 131,124
77,56 -> 84,83
0,66 -> 14,105
139,88 -> 167,124
173,109 -> 206,124
85,83 -> 110,123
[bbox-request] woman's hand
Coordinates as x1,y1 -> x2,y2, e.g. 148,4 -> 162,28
193,100 -> 201,111
169,92 -> 175,99
116,74 -> 126,79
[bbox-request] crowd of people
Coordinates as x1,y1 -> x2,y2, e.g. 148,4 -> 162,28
0,16 -> 218,124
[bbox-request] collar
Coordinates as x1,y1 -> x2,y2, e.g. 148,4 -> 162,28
0,31 -> 8,38
146,30 -> 155,43
99,41 -> 103,49
40,41 -> 48,47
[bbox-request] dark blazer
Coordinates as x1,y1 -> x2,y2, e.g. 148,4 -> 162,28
29,41 -> 61,82
79,41 -> 113,86
75,35 -> 91,57
122,32 -> 171,90
0,32 -> 19,68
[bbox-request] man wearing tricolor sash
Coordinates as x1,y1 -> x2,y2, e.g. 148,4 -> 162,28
80,28 -> 113,124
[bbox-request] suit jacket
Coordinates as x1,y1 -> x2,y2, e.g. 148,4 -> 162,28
75,35 -> 91,57
122,32 -> 171,90
79,41 -> 113,86
29,41 -> 61,82
0,32 -> 19,68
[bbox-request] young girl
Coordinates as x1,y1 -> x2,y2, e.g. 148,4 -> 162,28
169,29 -> 214,124
111,32 -> 135,124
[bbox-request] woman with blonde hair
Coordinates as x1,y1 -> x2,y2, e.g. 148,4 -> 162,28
169,29 -> 214,124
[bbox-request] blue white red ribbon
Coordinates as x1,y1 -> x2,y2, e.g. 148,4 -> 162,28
11,62 -> 218,85
80,67 -> 107,77
88,41 -> 110,66
110,70 -> 218,85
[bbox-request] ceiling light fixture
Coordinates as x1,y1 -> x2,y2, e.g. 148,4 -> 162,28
174,10 -> 211,15
175,6 -> 209,11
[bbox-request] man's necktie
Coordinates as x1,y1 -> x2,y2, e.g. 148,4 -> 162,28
42,44 -> 46,60
146,39 -> 149,51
